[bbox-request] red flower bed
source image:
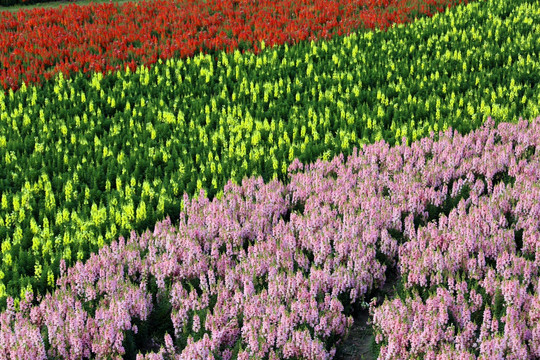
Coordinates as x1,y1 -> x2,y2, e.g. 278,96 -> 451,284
0,0 -> 467,91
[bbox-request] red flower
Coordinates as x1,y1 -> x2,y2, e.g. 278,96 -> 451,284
0,0 -> 459,91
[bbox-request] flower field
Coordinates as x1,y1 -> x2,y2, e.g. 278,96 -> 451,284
0,0 -> 539,358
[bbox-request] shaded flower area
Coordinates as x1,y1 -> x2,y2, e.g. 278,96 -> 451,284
1,116 -> 539,359
0,0 -> 466,90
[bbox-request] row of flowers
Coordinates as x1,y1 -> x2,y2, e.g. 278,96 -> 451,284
0,0 -> 465,90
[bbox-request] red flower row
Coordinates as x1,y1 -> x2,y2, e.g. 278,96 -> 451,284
0,0 -> 467,91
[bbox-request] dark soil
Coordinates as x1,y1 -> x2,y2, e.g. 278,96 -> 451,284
334,308 -> 376,360
335,267 -> 400,360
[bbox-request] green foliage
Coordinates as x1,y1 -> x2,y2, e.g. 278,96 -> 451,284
124,293 -> 175,359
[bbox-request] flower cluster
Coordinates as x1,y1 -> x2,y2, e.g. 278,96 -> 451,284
372,117 -> 540,358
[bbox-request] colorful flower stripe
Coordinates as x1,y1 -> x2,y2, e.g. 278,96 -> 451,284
1,116 -> 539,358
0,0 -> 465,91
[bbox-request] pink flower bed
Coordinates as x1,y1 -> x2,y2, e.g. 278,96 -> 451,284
1,117 -> 539,359
371,120 -> 540,358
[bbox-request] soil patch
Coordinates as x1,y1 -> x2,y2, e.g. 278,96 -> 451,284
335,267 -> 400,360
